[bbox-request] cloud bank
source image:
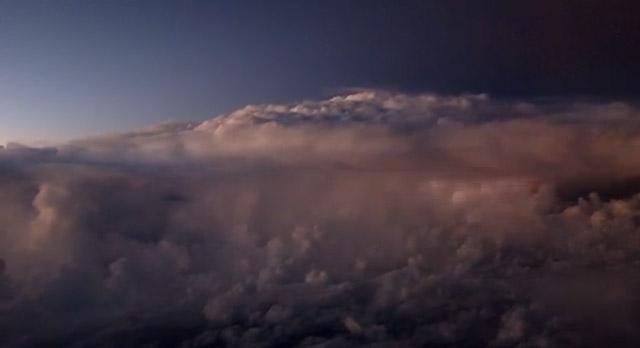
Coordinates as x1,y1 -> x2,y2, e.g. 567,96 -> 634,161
2,91 -> 640,347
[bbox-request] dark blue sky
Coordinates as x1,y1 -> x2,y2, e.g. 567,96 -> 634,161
1,0 -> 638,143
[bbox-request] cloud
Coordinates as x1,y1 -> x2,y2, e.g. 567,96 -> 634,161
2,90 -> 640,346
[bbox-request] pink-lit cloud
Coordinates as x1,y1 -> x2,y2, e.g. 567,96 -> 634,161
1,91 -> 640,347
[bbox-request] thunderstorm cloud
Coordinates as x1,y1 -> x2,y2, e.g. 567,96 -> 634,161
2,91 -> 640,347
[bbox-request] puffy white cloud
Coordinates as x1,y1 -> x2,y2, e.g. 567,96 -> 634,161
1,90 -> 640,346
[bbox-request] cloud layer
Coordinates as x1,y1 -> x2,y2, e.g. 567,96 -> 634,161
2,91 -> 640,347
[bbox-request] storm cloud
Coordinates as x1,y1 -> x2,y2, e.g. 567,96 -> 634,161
2,91 -> 640,347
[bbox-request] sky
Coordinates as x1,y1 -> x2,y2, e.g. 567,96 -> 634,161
1,0 -> 639,143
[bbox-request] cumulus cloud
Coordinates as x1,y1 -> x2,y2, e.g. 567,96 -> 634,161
2,90 -> 640,347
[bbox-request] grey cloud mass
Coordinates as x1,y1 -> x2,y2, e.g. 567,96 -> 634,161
2,91 -> 640,347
